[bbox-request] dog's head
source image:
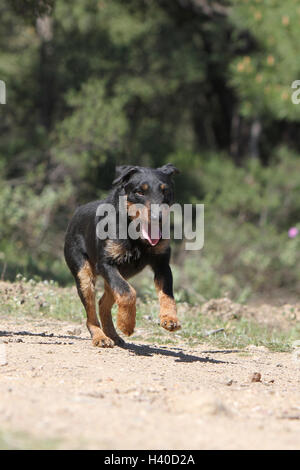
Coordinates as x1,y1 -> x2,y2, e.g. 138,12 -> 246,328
113,164 -> 179,246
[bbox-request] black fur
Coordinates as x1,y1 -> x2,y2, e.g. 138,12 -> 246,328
64,164 -> 179,324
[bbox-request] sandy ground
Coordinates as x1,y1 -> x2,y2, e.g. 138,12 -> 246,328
0,315 -> 300,450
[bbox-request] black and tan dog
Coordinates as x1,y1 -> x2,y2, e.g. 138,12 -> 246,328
64,164 -> 180,347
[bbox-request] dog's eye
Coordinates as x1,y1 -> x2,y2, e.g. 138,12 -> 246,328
135,190 -> 144,197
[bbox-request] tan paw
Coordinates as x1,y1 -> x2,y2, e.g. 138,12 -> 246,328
92,335 -> 115,348
118,325 -> 135,336
117,319 -> 135,337
160,316 -> 181,332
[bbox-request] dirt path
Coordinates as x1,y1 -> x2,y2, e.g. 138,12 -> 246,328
0,316 -> 300,449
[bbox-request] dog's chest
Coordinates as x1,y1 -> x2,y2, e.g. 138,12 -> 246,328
116,246 -> 148,279
117,246 -> 142,265
105,240 -> 142,266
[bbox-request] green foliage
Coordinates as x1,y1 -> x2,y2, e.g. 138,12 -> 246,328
178,148 -> 300,301
230,0 -> 300,120
0,174 -> 73,282
57,79 -> 129,178
1,0 -> 300,300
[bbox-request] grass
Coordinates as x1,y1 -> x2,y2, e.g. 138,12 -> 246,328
1,276 -> 299,352
0,430 -> 60,450
132,299 -> 299,352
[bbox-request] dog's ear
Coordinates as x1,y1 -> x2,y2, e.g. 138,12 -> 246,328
112,165 -> 140,187
157,163 -> 180,177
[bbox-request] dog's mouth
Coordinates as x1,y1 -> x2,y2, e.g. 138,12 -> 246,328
141,222 -> 161,246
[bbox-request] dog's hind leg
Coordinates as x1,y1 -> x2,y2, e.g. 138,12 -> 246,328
99,282 -> 125,346
76,260 -> 115,347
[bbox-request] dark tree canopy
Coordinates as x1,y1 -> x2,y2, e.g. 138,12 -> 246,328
0,0 -> 300,298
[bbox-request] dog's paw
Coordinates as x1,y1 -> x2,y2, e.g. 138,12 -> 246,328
160,316 -> 181,332
117,319 -> 135,337
92,335 -> 115,348
118,325 -> 135,337
110,334 -> 126,347
102,327 -> 126,347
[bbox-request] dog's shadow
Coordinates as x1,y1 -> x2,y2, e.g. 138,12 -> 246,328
120,342 -> 235,364
0,330 -> 237,364
0,329 -> 89,344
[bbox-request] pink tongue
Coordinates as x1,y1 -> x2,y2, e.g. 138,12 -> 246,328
142,224 -> 161,246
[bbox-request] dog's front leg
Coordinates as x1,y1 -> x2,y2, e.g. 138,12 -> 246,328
98,263 -> 136,336
151,257 -> 181,332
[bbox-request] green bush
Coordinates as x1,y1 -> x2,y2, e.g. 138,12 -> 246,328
171,147 -> 300,302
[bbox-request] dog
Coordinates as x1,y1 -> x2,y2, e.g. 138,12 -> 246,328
64,163 -> 181,347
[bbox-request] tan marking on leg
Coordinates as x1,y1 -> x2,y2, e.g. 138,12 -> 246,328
77,261 -> 114,347
113,285 -> 136,336
98,282 -> 124,346
155,279 -> 181,332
